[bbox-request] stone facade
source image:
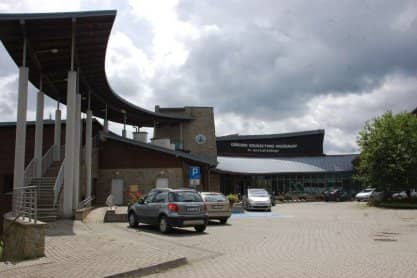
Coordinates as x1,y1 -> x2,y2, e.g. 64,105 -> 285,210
155,106 -> 218,159
2,212 -> 47,261
95,168 -> 184,205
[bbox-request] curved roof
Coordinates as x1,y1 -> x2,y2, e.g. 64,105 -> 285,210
216,154 -> 358,175
0,10 -> 192,127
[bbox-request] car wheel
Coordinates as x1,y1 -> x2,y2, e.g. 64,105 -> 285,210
219,218 -> 228,224
159,216 -> 171,234
195,225 -> 206,233
128,212 -> 138,228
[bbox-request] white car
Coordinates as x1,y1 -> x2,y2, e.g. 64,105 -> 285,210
355,188 -> 375,201
243,188 -> 272,211
392,191 -> 408,200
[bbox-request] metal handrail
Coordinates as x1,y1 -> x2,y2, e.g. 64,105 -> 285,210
23,158 -> 36,186
53,161 -> 64,207
41,145 -> 55,176
12,185 -> 38,223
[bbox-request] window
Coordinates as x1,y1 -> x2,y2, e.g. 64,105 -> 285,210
153,191 -> 168,203
172,191 -> 203,202
3,174 -> 13,193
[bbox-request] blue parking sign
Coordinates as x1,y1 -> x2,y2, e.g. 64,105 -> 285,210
189,166 -> 201,180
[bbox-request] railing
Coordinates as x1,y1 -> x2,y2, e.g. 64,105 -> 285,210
53,162 -> 64,207
41,145 -> 55,176
12,185 -> 38,223
23,159 -> 36,186
78,196 -> 94,209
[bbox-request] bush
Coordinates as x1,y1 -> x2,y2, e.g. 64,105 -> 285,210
227,194 -> 239,204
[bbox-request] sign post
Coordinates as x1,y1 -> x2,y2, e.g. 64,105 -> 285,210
189,166 -> 201,188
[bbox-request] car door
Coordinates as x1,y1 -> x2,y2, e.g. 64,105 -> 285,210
147,191 -> 168,225
137,191 -> 157,224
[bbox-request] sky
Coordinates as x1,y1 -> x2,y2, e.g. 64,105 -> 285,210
0,0 -> 416,154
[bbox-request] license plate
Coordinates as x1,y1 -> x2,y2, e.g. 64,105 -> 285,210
187,207 -> 200,212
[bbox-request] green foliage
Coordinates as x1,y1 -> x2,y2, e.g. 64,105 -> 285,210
356,111 -> 417,193
227,194 -> 239,204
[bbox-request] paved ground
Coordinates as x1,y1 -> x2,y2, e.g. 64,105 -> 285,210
2,202 -> 417,277
124,202 -> 417,278
0,216 -> 185,278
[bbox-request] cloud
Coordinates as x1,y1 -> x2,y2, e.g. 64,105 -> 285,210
0,0 -> 416,153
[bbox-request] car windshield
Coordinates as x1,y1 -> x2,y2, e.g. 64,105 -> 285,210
248,189 -> 269,197
363,189 -> 374,193
203,194 -> 226,202
172,191 -> 203,202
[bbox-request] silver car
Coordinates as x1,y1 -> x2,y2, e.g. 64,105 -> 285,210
243,188 -> 272,211
128,188 -> 208,233
200,192 -> 232,224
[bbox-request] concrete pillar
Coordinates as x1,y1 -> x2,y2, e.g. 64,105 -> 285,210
63,71 -> 77,217
13,67 -> 29,189
122,113 -> 127,138
53,103 -> 61,161
73,94 -> 81,209
104,105 -> 109,132
34,89 -> 44,177
85,110 -> 92,202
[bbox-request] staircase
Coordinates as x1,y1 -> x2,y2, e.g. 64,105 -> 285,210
31,177 -> 59,222
30,160 -> 64,222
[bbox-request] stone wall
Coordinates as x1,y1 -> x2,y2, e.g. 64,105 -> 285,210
155,107 -> 218,158
95,168 -> 183,205
182,107 -> 218,158
2,212 -> 47,261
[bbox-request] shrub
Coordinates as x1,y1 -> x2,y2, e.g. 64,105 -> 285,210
227,194 -> 239,204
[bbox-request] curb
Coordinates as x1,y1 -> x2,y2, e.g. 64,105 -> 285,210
104,257 -> 187,278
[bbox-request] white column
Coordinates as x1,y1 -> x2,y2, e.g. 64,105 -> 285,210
122,114 -> 127,138
34,89 -> 44,177
63,71 -> 76,217
85,110 -> 92,202
53,104 -> 61,161
104,105 -> 109,132
13,66 -> 29,189
73,94 -> 81,209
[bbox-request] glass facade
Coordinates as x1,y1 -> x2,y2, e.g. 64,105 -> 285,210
220,172 -> 357,196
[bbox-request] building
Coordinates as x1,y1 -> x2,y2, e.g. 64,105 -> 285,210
212,130 -> 358,196
0,10 -> 358,232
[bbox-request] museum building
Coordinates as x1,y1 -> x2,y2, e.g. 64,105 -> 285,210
0,10 -> 357,229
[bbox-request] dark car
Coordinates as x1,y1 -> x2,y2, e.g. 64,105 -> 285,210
128,188 -> 208,233
323,189 -> 352,202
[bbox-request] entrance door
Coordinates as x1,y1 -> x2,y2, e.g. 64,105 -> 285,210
111,179 -> 124,205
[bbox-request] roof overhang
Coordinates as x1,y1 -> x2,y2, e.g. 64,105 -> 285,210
0,10 -> 192,127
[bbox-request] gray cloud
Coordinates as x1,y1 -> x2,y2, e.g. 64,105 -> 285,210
0,0 -> 416,154
148,0 -> 417,122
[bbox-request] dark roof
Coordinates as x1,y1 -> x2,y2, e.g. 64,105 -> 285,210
412,107 -> 417,115
215,154 -> 358,175
0,118 -> 102,127
216,129 -> 325,141
100,131 -> 218,167
0,11 -> 192,127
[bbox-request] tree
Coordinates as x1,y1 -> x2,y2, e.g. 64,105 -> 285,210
356,111 -> 417,194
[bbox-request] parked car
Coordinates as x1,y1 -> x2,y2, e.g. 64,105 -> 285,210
128,188 -> 208,233
355,188 -> 376,201
323,189 -> 352,202
243,188 -> 272,211
200,192 -> 231,224
392,191 -> 408,200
